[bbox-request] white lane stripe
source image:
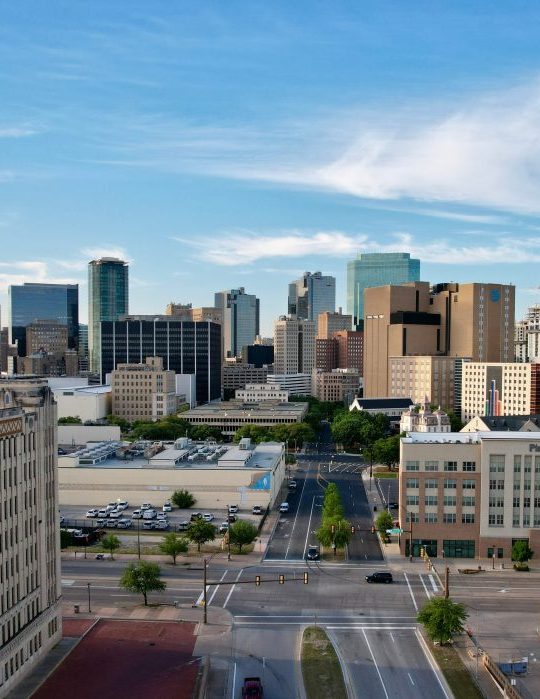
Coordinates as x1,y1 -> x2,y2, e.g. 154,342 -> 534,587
419,575 -> 432,600
285,462 -> 310,559
428,574 -> 438,592
61,579 -> 75,586
362,628 -> 391,699
232,662 -> 237,698
234,615 -> 417,619
404,572 -> 418,612
408,672 -> 415,686
223,569 -> 243,608
207,570 -> 227,606
195,588 -> 208,607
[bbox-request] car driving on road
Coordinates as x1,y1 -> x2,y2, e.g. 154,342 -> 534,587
306,545 -> 319,560
365,571 -> 393,584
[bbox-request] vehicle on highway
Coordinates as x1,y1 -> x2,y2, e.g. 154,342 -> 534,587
288,480 -> 297,490
252,505 -> 263,515
219,522 -> 229,533
228,504 -> 239,514
202,513 -> 214,522
365,571 -> 393,584
163,502 -> 172,512
116,519 -> 132,529
306,545 -> 320,560
279,502 -> 290,513
140,503 -> 153,510
143,509 -> 157,519
86,508 -> 99,518
242,676 -> 263,698
190,512 -> 203,521
131,509 -> 143,519
97,508 -> 109,518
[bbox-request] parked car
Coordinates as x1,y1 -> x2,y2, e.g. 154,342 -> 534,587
228,504 -> 239,514
279,502 -> 290,513
106,503 -> 117,512
163,502 -> 172,512
288,480 -> 297,490
227,513 -> 237,523
131,509 -> 143,519
190,512 -> 203,522
219,522 -> 229,534
107,520 -> 118,528
202,513 -> 214,522
365,572 -> 393,584
388,502 -> 399,510
143,509 -> 157,520
142,521 -> 156,530
86,508 -> 99,518
252,506 -> 263,515
116,519 -> 132,529
157,512 -> 167,521
116,500 -> 129,510
140,503 -> 153,511
155,520 -> 169,530
97,508 -> 109,518
96,519 -> 107,527
177,521 -> 189,531
109,510 -> 122,519
306,545 -> 320,561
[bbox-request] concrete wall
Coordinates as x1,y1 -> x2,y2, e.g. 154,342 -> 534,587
58,424 -> 121,445
54,390 -> 111,421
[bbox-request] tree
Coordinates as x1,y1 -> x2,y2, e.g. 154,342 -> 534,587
446,410 -> 464,432
171,489 -> 196,509
101,533 -> 121,560
120,561 -> 166,606
190,424 -> 222,441
417,597 -> 468,645
316,518 -> 351,551
373,435 -> 400,471
512,540 -> 533,563
60,530 -> 73,548
233,425 -> 272,444
106,413 -> 131,432
375,510 -> 394,536
159,532 -> 189,564
322,483 -> 344,520
58,416 -> 82,424
186,520 -> 216,552
228,520 -> 258,553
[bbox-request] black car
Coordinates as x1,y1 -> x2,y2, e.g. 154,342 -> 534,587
190,512 -> 203,522
365,571 -> 393,584
388,502 -> 399,510
306,545 -> 320,561
227,513 -> 237,523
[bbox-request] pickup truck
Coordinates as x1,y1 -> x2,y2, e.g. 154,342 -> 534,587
242,677 -> 263,698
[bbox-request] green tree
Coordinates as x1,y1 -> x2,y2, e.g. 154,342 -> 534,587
190,424 -> 223,441
106,413 -> 131,432
322,483 -> 344,520
171,489 -> 196,509
58,416 -> 82,425
512,540 -> 533,563
60,530 -> 73,548
373,435 -> 400,471
186,520 -> 216,552
101,533 -> 121,560
228,520 -> 258,553
159,532 -> 188,564
446,410 -> 464,432
233,425 -> 272,444
375,510 -> 394,536
316,518 -> 351,551
120,561 -> 166,606
417,597 -> 468,645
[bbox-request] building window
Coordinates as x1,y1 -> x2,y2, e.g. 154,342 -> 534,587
406,479 -> 419,489
462,496 -> 475,507
405,461 -> 419,471
463,479 -> 476,489
425,496 -> 438,506
425,513 -> 438,523
425,479 -> 438,489
488,513 -> 504,526
462,461 -> 476,472
489,455 -> 505,473
405,511 -> 419,523
443,540 -> 475,558
461,513 -> 475,524
443,479 -> 457,489
444,461 -> 457,471
424,461 -> 439,471
443,513 -> 456,524
444,495 -> 457,506
406,495 -> 419,506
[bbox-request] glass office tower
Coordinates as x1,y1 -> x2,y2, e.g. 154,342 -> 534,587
214,288 -> 259,358
347,252 -> 420,327
88,258 -> 129,374
9,283 -> 79,356
288,271 -> 336,322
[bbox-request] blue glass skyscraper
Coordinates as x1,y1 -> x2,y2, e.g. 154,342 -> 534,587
347,252 -> 420,327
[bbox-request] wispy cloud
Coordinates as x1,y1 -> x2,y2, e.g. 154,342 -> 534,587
0,261 -> 80,293
0,124 -> 41,138
81,246 -> 131,262
174,229 -> 540,266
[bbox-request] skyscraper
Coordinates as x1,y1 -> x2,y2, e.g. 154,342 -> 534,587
88,258 -> 129,374
347,252 -> 420,327
0,378 -> 62,694
273,316 -> 316,375
214,288 -> 259,358
9,283 -> 79,357
288,271 -> 335,322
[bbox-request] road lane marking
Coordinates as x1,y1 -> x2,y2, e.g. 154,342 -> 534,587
285,462 -> 310,559
390,633 -> 395,643
362,629 -> 391,699
404,572 -> 418,612
408,672 -> 415,685
302,494 -> 322,559
232,662 -> 237,698
419,575 -> 432,599
61,580 -> 75,586
416,629 -> 452,699
428,574 -> 438,591
207,570 -> 228,606
224,569 -> 243,608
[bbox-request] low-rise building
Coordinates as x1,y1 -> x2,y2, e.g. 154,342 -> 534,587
18,349 -> 79,376
399,431 -> 540,559
52,384 -> 111,422
349,396 -> 414,421
267,373 -> 312,395
311,368 -> 361,402
461,415 -> 540,433
235,384 -> 289,402
400,399 -> 451,433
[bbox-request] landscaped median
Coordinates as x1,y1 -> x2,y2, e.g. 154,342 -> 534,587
301,626 -> 348,699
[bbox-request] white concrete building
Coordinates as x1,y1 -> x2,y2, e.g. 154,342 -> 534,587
0,378 -> 62,695
267,373 -> 312,396
235,384 -> 289,402
400,398 -> 451,433
52,384 -> 111,422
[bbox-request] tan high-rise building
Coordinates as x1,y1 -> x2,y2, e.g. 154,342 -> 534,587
317,309 -> 352,339
111,356 -> 182,422
364,281 -> 515,398
165,302 -> 223,325
0,378 -> 62,695
273,317 -> 316,375
311,368 -> 361,402
315,330 -> 363,373
389,356 -> 459,409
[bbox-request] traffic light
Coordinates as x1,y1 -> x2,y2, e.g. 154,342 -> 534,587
351,526 -> 355,534
303,572 -> 309,585
255,575 -> 261,586
279,574 -> 285,585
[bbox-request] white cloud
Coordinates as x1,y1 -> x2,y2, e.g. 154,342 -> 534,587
175,229 -> 540,266
0,260 -> 80,293
0,125 -> 40,138
81,246 -> 131,262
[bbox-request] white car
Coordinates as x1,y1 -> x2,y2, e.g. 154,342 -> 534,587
140,503 -> 153,511
163,502 -> 172,513
219,522 -> 229,534
131,510 -> 143,519
86,508 -> 99,518
155,520 -> 169,530
228,505 -> 239,514
116,501 -> 129,511
143,509 -> 157,520
109,510 -> 122,519
116,519 -> 132,529
252,506 -> 263,515
106,503 -> 117,512
157,512 -> 168,521
97,508 -> 109,518
279,502 -> 290,513
202,513 -> 214,522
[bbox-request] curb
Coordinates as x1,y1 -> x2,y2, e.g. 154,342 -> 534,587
326,628 -> 357,699
416,627 -> 456,699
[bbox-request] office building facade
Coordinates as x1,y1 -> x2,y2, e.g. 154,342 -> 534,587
0,378 -> 62,695
100,317 -> 221,404
317,309 -> 352,338
389,356 -> 460,410
88,258 -> 129,375
26,320 -> 68,355
273,317 -> 316,375
215,288 -> 259,358
347,252 -> 420,327
241,344 -> 274,368
9,283 -> 79,358
288,271 -> 335,322
311,368 -> 361,402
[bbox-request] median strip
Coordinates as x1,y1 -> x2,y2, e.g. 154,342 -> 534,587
301,626 -> 348,699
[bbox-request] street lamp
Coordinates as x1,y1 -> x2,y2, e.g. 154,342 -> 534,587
137,518 -> 141,560
226,505 -> 231,561
87,582 -> 92,613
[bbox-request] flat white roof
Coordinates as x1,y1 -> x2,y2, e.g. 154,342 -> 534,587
404,431 -> 540,444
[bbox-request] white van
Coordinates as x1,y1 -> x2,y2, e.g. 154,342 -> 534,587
279,502 -> 290,513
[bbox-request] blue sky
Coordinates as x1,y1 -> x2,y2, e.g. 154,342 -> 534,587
1,1 -> 540,334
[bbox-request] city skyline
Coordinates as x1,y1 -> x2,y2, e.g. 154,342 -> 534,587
1,3 -> 540,334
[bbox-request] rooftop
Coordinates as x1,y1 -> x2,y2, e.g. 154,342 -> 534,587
183,401 -> 307,417
404,431 -> 540,444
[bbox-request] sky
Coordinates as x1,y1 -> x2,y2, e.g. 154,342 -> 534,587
1,1 -> 540,335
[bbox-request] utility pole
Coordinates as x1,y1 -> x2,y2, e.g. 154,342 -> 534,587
87,582 -> 92,613
203,558 -> 208,625
137,518 -> 141,560
409,518 -> 413,562
226,506 -> 231,561
444,566 -> 449,599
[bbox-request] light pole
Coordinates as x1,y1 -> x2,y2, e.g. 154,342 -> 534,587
203,558 -> 208,625
226,504 -> 231,561
87,582 -> 91,613
387,483 -> 391,512
137,518 -> 141,560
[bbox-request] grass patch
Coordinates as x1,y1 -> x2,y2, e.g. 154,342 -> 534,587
374,471 -> 398,479
301,626 -> 347,699
430,641 -> 483,699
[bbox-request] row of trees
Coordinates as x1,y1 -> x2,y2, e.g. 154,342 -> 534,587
233,422 -> 315,447
316,483 -> 351,553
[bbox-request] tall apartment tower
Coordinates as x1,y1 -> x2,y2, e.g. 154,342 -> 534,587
8,282 -> 79,358
288,272 -> 336,322
274,316 -> 316,374
88,258 -> 129,375
347,252 -> 420,327
0,378 -> 62,695
214,288 -> 259,358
